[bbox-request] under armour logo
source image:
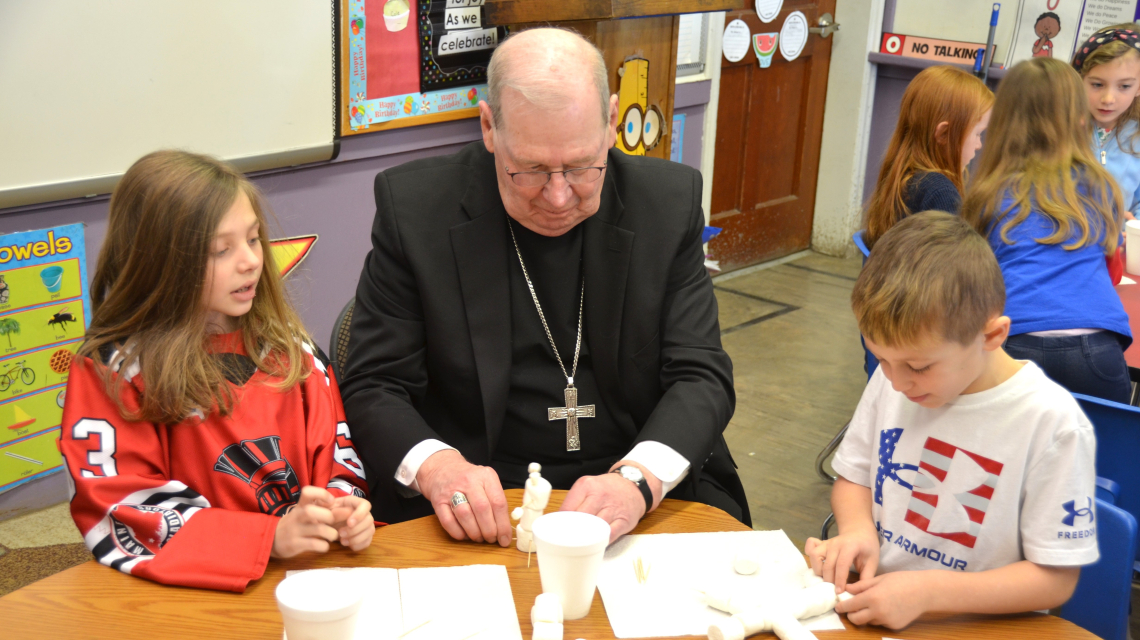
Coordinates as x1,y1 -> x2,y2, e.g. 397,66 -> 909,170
1062,497 -> 1095,527
874,428 -> 919,505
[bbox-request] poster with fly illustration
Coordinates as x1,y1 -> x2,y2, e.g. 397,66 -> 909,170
0,223 -> 89,494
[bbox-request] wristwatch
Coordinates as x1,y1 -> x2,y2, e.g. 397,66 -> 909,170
611,465 -> 653,513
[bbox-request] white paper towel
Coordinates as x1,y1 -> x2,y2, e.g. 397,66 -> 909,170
596,531 -> 845,638
284,565 -> 522,640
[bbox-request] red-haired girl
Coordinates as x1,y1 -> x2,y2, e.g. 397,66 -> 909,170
863,66 -> 994,249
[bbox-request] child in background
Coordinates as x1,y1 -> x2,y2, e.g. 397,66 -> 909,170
60,151 -> 373,592
807,212 -> 1096,629
1073,24 -> 1140,220
962,58 -> 1131,404
863,66 -> 993,249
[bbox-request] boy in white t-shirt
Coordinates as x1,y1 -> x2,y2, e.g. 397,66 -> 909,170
806,212 -> 1098,629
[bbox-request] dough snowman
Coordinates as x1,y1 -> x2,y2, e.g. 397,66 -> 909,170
511,462 -> 552,553
706,569 -> 853,640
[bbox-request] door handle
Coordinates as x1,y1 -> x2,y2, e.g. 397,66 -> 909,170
809,13 -> 840,38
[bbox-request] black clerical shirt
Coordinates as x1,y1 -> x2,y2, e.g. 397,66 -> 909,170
492,219 -> 630,489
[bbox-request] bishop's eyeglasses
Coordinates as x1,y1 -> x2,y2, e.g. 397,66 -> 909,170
503,163 -> 607,188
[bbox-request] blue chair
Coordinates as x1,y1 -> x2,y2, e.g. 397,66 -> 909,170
852,231 -> 878,379
1072,393 -> 1140,571
1098,476 -> 1122,504
853,230 -> 871,259
1058,498 -> 1137,640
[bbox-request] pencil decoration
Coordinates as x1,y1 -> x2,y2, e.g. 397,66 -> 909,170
633,556 -> 650,584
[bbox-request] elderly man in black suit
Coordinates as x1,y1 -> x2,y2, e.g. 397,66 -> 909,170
340,27 -> 748,546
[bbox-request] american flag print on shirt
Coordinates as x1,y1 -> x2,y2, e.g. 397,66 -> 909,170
903,437 -> 1004,549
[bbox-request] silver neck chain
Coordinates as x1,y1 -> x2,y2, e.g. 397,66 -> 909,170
507,221 -> 584,386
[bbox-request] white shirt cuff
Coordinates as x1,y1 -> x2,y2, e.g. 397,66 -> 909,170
623,441 -> 691,495
394,439 -> 456,496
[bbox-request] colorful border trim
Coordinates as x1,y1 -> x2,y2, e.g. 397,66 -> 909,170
346,0 -> 488,129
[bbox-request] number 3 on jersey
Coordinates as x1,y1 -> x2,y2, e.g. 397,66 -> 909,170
71,418 -> 118,478
334,422 -> 365,479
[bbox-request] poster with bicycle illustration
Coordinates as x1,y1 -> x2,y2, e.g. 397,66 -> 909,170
0,223 -> 89,494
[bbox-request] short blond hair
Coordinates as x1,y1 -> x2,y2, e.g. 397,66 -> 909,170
852,211 -> 1004,347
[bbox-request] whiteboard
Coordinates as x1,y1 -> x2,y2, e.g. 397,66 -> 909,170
0,1 -> 335,210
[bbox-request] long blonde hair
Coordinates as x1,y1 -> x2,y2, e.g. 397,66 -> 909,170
1074,23 -> 1140,154
79,150 -> 312,424
962,58 -> 1122,253
863,66 -> 994,248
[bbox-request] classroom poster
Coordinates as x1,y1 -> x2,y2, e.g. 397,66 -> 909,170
1007,0 -> 1084,66
0,224 -> 89,494
346,0 -> 490,129
1075,0 -> 1140,50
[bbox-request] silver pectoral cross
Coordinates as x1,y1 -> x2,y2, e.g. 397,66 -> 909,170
548,384 -> 594,451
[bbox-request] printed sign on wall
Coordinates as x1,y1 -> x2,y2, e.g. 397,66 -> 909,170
419,0 -> 508,93
0,224 -> 89,494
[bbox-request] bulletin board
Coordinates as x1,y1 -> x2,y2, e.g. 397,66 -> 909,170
340,0 -> 507,136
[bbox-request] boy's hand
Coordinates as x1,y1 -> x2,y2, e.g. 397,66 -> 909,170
271,486 -> 338,558
805,527 -> 880,592
330,494 -> 376,551
837,572 -> 931,629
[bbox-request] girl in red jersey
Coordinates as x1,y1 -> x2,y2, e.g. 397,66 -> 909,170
60,150 -> 373,592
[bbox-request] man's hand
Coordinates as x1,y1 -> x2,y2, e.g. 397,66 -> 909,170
805,525 -> 880,593
417,449 -> 512,547
836,571 -> 932,629
329,494 -> 375,551
272,486 -> 338,558
561,462 -> 662,543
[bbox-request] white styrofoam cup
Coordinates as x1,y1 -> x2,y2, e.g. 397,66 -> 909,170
531,511 -> 611,620
1126,220 -> 1140,275
276,569 -> 364,640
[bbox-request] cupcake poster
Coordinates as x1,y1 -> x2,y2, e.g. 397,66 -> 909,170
345,0 -> 491,130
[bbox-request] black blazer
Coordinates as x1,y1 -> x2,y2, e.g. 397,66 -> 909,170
340,142 -> 747,524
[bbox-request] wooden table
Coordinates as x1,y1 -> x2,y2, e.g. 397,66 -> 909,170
0,490 -> 1095,639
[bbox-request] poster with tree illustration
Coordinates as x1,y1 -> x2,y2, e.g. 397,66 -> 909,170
0,224 -> 89,494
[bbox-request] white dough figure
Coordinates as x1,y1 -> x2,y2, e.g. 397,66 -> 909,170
706,569 -> 851,640
511,462 -> 552,553
531,593 -> 564,640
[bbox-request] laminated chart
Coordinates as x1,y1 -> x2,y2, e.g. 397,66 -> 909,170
0,224 -> 89,493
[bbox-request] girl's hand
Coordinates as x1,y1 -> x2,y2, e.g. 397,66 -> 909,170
805,527 -> 880,593
272,486 -> 338,558
330,495 -> 375,551
836,571 -> 932,629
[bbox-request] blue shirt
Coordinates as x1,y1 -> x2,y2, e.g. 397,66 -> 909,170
1094,120 -> 1140,217
987,194 -> 1131,346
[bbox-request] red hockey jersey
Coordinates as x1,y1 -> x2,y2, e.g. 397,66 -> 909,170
59,331 -> 369,592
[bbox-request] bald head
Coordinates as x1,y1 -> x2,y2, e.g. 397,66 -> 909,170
486,28 -> 611,131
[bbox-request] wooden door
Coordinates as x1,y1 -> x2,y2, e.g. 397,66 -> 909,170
709,0 -> 836,272
540,16 -> 680,161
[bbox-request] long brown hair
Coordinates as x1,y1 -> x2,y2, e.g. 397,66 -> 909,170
961,58 -> 1122,254
864,66 -> 994,248
1074,23 -> 1140,154
79,150 -> 312,424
